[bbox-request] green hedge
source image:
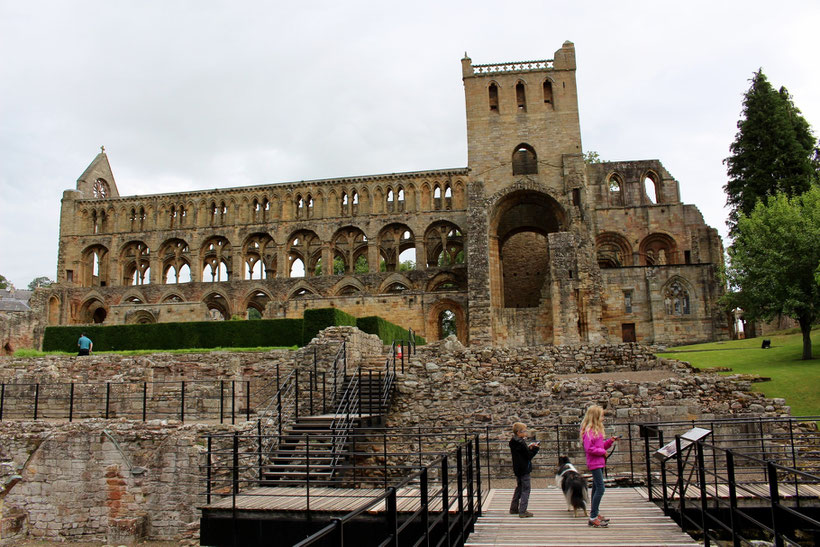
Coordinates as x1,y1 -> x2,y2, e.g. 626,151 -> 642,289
357,316 -> 426,346
302,308 -> 358,345
43,319 -> 303,352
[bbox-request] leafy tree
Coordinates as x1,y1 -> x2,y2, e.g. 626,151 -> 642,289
583,150 -> 604,164
28,276 -> 54,290
354,256 -> 369,274
0,274 -> 11,290
724,185 -> 820,359
399,260 -> 415,272
247,308 -> 262,320
724,70 -> 819,234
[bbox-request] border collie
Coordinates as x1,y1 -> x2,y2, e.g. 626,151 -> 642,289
555,456 -> 588,517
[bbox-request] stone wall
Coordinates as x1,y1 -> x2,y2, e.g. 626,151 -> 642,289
387,337 -> 790,430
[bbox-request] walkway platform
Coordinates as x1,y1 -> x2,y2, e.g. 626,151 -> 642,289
465,487 -> 699,547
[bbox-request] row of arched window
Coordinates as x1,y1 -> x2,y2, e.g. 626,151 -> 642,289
75,222 -> 466,288
605,171 -> 665,206
80,180 -> 467,235
488,79 -> 554,113
595,231 -> 691,268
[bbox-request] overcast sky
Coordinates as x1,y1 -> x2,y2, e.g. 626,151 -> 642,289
1,1 -> 819,288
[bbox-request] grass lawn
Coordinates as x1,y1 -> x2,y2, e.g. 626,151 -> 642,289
658,326 -> 820,417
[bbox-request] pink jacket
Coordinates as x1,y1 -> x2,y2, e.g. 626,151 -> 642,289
583,431 -> 614,471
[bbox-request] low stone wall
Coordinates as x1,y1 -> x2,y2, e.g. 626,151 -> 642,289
388,337 -> 790,429
0,419 -> 243,544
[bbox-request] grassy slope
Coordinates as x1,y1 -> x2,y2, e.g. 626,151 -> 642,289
658,327 -> 820,417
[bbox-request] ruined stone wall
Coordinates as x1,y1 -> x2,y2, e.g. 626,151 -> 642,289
387,338 -> 790,431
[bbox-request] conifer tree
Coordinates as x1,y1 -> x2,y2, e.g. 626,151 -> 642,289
723,70 -> 819,234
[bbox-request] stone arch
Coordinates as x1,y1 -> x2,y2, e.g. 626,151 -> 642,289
159,238 -> 191,284
286,229 -> 322,277
421,183 -> 432,211
160,290 -> 185,303
202,291 -> 230,320
80,244 -> 109,287
643,170 -> 662,204
640,232 -> 677,266
287,281 -> 319,300
79,295 -> 108,324
453,179 -> 466,210
378,223 -> 415,272
378,273 -> 413,294
489,187 -> 566,309
200,236 -> 232,282
426,271 -> 465,292
119,240 -> 151,286
332,226 -> 368,274
427,299 -> 467,344
126,309 -> 156,324
48,295 -> 61,325
120,289 -> 147,305
512,143 -> 538,176
243,287 -> 272,318
595,232 -> 633,268
331,276 -> 366,296
242,232 -> 276,280
607,172 -> 624,206
662,276 -> 693,316
424,221 -> 465,268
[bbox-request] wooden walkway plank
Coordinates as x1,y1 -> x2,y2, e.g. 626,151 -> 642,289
465,487 -> 699,547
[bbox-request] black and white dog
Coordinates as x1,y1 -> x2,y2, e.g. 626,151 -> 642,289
555,456 -> 589,517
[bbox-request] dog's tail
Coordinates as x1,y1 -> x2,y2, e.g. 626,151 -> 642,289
571,488 -> 587,510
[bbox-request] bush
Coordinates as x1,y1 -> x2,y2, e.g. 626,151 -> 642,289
42,319 -> 304,352
357,316 -> 426,346
302,308 -> 357,345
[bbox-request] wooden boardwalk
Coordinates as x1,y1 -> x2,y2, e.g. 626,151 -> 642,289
465,487 -> 699,547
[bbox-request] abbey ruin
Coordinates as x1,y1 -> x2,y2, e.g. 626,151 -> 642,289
42,41 -> 729,348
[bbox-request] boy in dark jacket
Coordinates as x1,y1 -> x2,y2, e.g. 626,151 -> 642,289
509,421 -> 540,517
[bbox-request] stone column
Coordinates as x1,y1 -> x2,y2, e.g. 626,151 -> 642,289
548,232 -> 581,345
466,181 -> 492,345
415,238 -> 427,270
368,242 -> 380,273
321,245 -> 333,276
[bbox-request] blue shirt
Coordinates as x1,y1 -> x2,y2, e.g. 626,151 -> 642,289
78,336 -> 92,350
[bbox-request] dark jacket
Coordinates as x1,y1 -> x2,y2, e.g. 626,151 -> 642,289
509,436 -> 539,477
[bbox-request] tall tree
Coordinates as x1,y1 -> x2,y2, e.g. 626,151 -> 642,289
28,276 -> 54,290
724,70 -> 819,234
0,274 -> 11,290
725,185 -> 820,359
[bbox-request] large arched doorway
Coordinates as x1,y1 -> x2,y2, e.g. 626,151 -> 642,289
489,189 -> 566,344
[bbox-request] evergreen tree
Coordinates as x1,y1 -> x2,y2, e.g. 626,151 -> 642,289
723,70 -> 819,234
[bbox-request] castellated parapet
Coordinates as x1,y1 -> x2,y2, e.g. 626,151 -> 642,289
36,40 -> 730,349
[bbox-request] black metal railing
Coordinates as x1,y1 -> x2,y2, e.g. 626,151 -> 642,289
652,435 -> 820,546
0,379 -> 256,423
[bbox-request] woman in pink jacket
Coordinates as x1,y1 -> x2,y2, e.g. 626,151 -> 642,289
581,405 -> 619,527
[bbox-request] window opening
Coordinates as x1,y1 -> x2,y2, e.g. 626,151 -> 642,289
624,290 -> 633,314
512,144 -> 538,175
543,80 -> 553,106
488,83 -> 499,112
516,82 -> 526,111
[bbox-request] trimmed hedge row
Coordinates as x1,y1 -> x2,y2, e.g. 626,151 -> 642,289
42,319 -> 303,352
41,308 -> 424,352
356,316 -> 426,346
302,308 -> 357,345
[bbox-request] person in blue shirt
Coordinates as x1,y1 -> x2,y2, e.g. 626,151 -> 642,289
77,333 -> 93,356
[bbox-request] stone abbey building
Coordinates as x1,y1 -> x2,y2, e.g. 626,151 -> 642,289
48,41 -> 729,347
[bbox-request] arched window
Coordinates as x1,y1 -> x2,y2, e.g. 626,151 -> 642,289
608,174 -> 623,206
516,81 -> 526,111
433,185 -> 442,210
93,178 -> 110,198
444,185 -> 452,210
644,172 -> 660,204
543,80 -> 553,107
664,280 -> 691,316
488,82 -> 499,112
512,144 -> 538,175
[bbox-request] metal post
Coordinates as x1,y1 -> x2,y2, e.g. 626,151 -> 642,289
644,428 -> 654,502
485,426 -> 491,493
759,418 -> 767,481
206,435 -> 212,504
0,383 -> 4,421
246,380 -> 251,422
104,382 -> 110,419
383,431 -> 388,490
420,467 -> 430,547
358,368 -> 362,417
277,387 -> 283,438
628,423 -> 635,482
659,431 -> 669,515
401,341 -> 405,374
696,441 -> 710,547
322,372 -> 327,415
34,383 -> 40,420
180,381 -> 185,423
295,369 -> 299,419
305,434 -> 311,512
788,419 -> 800,508
466,440 -> 475,532
219,380 -> 224,424
726,450 -> 740,547
143,381 -> 148,422
69,382 -> 75,422
232,432 -> 239,499
441,455 -> 450,546
767,461 -> 782,547
475,435 -> 482,517
456,446 -> 465,543
257,420 -> 263,484
231,380 -> 236,425
386,487 -> 398,547
675,436 -> 686,531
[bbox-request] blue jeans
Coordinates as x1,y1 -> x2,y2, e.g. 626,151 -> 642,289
590,467 -> 605,519
510,474 -> 531,514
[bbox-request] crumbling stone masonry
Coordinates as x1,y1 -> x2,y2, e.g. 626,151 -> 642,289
35,40 -> 728,350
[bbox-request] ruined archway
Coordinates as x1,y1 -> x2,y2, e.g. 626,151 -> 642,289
427,299 -> 467,345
